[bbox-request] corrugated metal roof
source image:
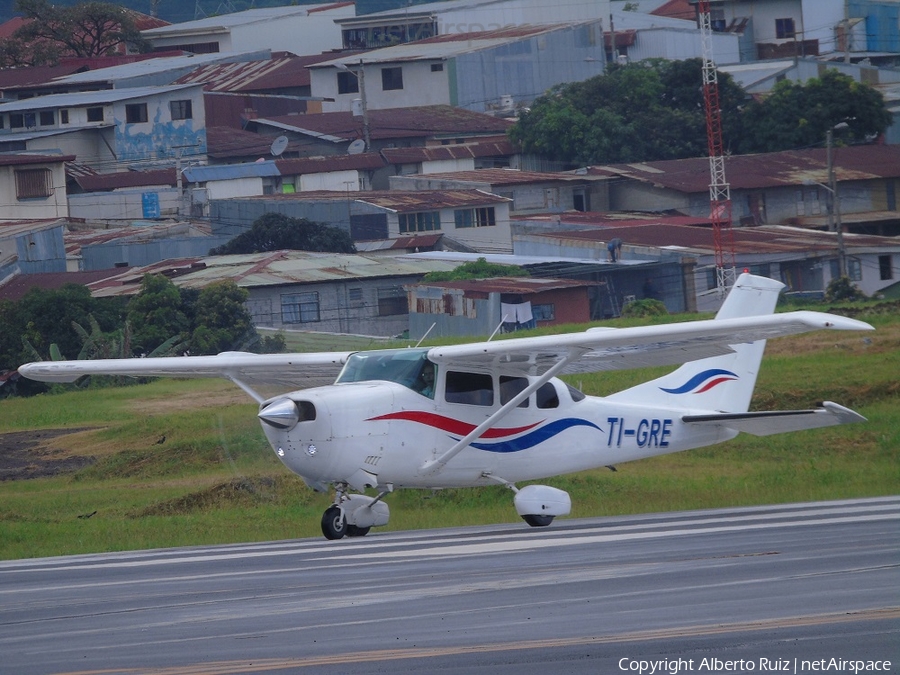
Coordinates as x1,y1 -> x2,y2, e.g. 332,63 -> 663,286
535,223 -> 900,255
0,83 -> 201,112
142,3 -> 347,35
52,52 -> 272,86
381,138 -> 514,163
87,251 -> 461,297
410,168 -> 594,185
228,189 -> 510,210
174,52 -> 337,92
0,268 -> 126,302
0,153 -> 75,167
74,168 -> 177,191
275,153 -> 386,175
588,146 -> 900,193
316,24 -> 576,65
255,105 -> 512,142
0,219 -> 66,239
417,277 -> 594,294
183,161 -> 280,181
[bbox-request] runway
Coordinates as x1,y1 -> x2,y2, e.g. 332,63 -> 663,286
1,497 -> 898,675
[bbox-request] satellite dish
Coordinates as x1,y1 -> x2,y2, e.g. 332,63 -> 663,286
270,135 -> 289,157
347,139 -> 366,155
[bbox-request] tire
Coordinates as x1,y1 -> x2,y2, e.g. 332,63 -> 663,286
321,506 -> 347,540
346,525 -> 371,537
522,514 -> 554,527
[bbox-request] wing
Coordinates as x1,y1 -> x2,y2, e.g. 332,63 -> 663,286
426,311 -> 874,376
17,351 -> 352,392
682,402 -> 866,436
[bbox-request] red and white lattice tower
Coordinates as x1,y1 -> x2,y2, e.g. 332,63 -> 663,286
698,0 -> 737,295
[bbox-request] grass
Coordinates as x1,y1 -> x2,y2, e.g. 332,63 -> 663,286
0,302 -> 898,560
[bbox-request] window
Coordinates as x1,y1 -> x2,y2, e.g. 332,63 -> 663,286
125,103 -> 148,124
348,287 -> 364,306
86,107 -> 104,122
775,18 -> 795,39
39,110 -> 55,126
879,255 -> 894,281
281,292 -> 320,323
500,376 -> 529,408
445,371 -> 493,406
536,382 -> 559,409
430,63 -> 443,72
532,304 -> 555,322
15,168 -> 53,199
60,109 -> 69,124
381,66 -> 403,90
454,207 -> 496,229
377,286 -> 407,316
848,258 -> 862,282
337,71 -> 359,94
9,113 -> 24,129
170,100 -> 192,120
399,211 -> 441,233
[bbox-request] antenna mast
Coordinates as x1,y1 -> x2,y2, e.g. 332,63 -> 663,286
698,0 -> 736,295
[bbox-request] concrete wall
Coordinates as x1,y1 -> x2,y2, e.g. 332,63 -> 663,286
0,162 -> 69,221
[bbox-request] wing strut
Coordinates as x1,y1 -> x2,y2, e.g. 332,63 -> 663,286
227,375 -> 264,403
420,351 -> 583,475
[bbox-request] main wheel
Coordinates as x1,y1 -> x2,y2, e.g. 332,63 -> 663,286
321,506 -> 347,540
522,514 -> 554,527
346,525 -> 371,537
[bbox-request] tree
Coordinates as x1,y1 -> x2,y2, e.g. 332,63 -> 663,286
125,275 -> 191,355
0,0 -> 149,67
188,280 -> 256,355
739,70 -> 892,154
509,59 -> 746,165
423,257 -> 528,282
210,213 -> 356,256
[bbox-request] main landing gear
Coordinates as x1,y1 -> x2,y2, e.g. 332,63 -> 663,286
321,483 -> 391,540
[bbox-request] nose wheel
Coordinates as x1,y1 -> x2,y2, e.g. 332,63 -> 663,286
321,506 -> 347,540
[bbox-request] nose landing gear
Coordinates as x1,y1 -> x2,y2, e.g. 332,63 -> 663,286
320,483 -> 391,540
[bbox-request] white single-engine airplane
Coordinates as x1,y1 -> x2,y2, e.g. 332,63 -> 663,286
19,274 -> 874,540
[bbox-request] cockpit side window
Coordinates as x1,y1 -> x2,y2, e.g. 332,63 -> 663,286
445,371 -> 494,406
536,382 -> 559,409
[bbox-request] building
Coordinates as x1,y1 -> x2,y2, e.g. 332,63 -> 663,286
309,22 -> 606,114
86,251 -> 461,336
408,276 -> 596,339
586,145 -> 900,236
0,84 -> 207,172
334,0 -> 607,50
208,189 -> 514,252
390,168 -> 610,214
513,221 -> 900,309
140,3 -> 355,57
0,219 -> 68,281
0,154 -> 73,222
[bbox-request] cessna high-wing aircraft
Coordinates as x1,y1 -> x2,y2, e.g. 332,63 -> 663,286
19,274 -> 874,540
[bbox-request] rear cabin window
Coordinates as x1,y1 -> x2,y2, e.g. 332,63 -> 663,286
445,371 -> 494,406
500,376 -> 529,407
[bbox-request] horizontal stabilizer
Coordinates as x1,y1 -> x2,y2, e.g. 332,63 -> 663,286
682,401 -> 866,436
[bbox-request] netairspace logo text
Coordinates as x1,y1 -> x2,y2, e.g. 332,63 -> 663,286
618,657 -> 893,675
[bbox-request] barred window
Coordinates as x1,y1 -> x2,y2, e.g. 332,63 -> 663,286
15,168 -> 53,199
170,100 -> 192,120
398,211 -> 440,233
125,103 -> 148,124
282,292 -> 320,323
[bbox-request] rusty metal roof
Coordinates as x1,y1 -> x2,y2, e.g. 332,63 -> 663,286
409,168 -> 599,185
380,138 -> 515,163
237,189 -> 510,210
174,52 -> 338,92
87,251 -> 461,297
538,223 -> 900,255
0,153 -> 76,167
587,146 -> 900,193
275,153 -> 386,175
73,168 -> 177,191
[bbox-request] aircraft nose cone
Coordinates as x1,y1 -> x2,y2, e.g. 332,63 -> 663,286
258,398 -> 301,430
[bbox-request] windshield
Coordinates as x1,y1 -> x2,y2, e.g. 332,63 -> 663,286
336,348 -> 433,393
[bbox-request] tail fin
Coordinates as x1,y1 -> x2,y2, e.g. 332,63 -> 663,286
607,273 -> 784,413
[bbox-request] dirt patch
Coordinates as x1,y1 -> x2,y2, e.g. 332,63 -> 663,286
0,428 -> 96,481
134,476 -> 279,516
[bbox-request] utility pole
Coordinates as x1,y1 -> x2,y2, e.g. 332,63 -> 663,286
826,128 -> 848,277
338,61 -> 371,151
